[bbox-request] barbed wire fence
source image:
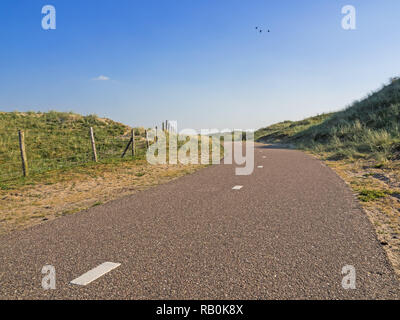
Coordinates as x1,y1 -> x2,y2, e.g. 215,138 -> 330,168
0,126 -> 156,183
0,119 -> 226,184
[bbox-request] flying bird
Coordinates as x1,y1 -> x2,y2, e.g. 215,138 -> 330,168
255,26 -> 270,34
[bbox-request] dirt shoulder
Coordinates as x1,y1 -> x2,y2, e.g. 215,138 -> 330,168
258,142 -> 400,276
0,160 -> 205,235
309,153 -> 400,276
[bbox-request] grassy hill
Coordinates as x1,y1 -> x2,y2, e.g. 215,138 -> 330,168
0,111 -> 148,186
256,77 -> 400,161
255,113 -> 332,143
256,78 -> 400,274
0,111 -> 210,234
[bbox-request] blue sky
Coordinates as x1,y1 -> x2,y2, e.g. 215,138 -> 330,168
0,0 -> 399,130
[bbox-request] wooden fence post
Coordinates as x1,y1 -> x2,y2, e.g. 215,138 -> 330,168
145,130 -> 149,148
18,130 -> 28,177
121,138 -> 132,158
131,129 -> 135,157
90,127 -> 98,162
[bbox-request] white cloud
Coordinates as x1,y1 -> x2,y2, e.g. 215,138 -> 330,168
92,75 -> 110,81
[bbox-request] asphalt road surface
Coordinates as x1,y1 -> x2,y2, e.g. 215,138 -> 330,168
0,144 -> 399,299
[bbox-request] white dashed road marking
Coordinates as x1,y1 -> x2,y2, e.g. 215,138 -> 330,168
232,185 -> 243,190
70,262 -> 121,286
258,166 -> 263,168
262,156 -> 266,158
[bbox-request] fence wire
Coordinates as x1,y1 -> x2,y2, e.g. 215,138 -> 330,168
0,128 -> 150,183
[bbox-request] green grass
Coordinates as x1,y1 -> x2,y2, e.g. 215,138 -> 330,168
135,171 -> 146,177
0,111 -> 148,182
255,114 -> 332,142
358,189 -> 387,202
255,77 -> 400,161
0,111 -> 223,189
92,201 -> 104,207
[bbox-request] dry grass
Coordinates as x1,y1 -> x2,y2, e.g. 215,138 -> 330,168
0,111 -> 222,235
309,153 -> 400,275
0,160 -> 206,235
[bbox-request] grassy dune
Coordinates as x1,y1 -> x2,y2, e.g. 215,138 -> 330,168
255,113 -> 332,144
256,78 -> 400,161
256,77 -> 400,275
0,111 -> 148,188
0,111 -> 223,234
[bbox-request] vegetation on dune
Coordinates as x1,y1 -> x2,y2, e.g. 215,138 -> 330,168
0,111 -> 222,190
255,113 -> 332,142
256,78 -> 400,274
0,111 -> 148,185
0,112 -> 220,233
256,77 -> 400,161
0,108 -> 224,234
358,189 -> 388,202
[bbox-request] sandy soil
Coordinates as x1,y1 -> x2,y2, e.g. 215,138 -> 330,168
0,161 -> 205,235
321,158 -> 400,276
